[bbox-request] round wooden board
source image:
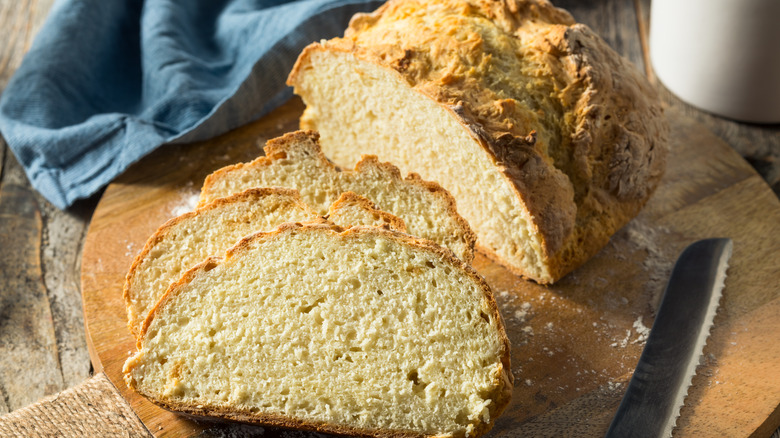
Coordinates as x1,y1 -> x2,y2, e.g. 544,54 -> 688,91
81,98 -> 780,437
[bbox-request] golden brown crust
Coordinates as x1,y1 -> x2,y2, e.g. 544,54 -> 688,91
136,398 -> 437,438
198,131 -> 328,210
200,130 -> 477,263
123,187 -> 318,338
328,191 -> 408,232
128,223 -> 512,438
287,0 -> 668,283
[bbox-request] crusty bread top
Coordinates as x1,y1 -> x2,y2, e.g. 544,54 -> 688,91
200,130 -> 476,263
126,222 -> 512,438
288,0 -> 668,279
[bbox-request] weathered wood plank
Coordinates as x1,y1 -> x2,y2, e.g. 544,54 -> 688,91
39,197 -> 98,388
0,0 -> 92,406
0,0 -> 55,89
0,141 -> 95,411
0,176 -> 63,413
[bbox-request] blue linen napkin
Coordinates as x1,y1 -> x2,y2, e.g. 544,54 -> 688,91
0,0 -> 383,209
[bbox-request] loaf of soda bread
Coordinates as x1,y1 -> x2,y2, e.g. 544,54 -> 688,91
125,223 -> 512,438
287,0 -> 668,283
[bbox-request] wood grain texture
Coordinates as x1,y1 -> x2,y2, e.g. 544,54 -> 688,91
80,98 -> 780,437
0,0 -> 54,90
0,180 -> 62,412
0,0 -> 94,413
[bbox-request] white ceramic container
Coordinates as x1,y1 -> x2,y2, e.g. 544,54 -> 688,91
650,0 -> 780,123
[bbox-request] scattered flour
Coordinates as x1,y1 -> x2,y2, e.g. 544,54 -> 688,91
611,329 -> 632,348
632,316 -> 651,344
513,302 -> 533,323
171,192 -> 200,217
124,242 -> 136,257
621,219 -> 675,310
620,329 -> 631,348
608,315 -> 651,348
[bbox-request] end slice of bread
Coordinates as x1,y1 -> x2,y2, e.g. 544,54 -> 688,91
124,223 -> 512,438
199,130 -> 476,264
124,188 -> 408,338
123,188 -> 321,338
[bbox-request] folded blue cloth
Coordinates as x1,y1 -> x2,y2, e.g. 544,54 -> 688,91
0,0 -> 383,209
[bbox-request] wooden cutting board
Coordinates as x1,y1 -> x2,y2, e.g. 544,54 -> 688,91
80,98 -> 780,437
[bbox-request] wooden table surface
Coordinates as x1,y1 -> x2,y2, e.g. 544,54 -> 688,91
0,0 -> 778,436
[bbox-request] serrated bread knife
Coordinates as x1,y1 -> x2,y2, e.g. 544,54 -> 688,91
605,238 -> 733,438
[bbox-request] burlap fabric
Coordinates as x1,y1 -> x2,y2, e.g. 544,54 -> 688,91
0,372 -> 149,437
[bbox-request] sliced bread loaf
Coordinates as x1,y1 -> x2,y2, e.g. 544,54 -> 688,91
287,0 -> 668,283
124,223 -> 512,438
200,130 -> 476,263
124,187 -> 406,338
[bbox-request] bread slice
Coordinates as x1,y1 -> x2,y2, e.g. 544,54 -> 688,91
123,188 -> 320,338
124,223 -> 512,438
287,0 -> 669,283
124,187 -> 406,338
200,130 -> 476,263
327,191 -> 407,233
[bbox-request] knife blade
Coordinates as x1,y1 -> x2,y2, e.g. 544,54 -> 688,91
605,238 -> 733,438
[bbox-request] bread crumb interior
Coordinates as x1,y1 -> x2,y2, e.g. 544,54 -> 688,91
129,229 -> 505,436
